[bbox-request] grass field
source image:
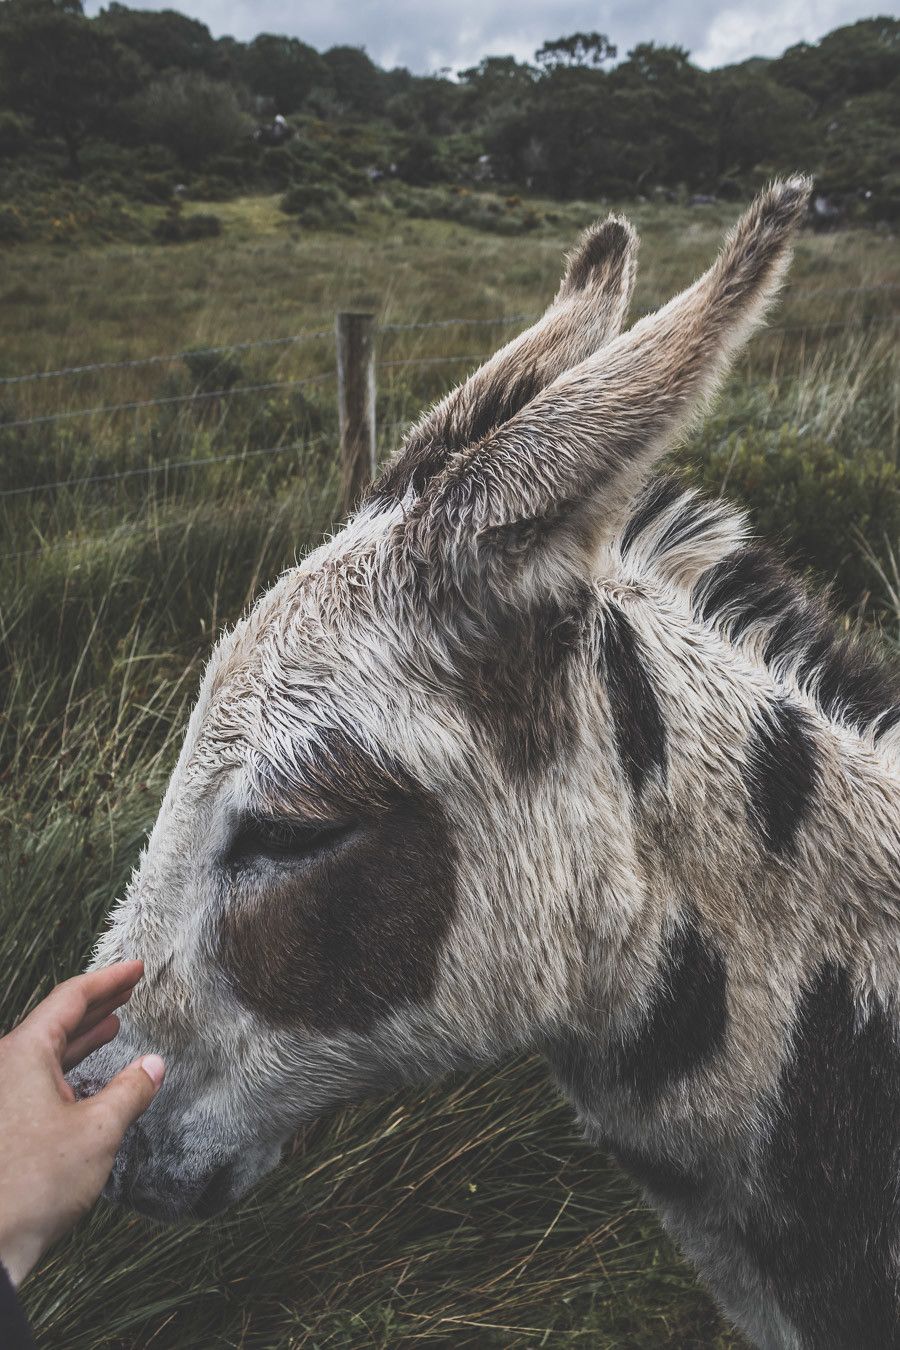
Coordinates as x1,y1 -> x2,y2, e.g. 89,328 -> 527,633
1,193 -> 898,1348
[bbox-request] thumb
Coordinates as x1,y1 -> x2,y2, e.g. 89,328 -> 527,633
90,1054 -> 165,1140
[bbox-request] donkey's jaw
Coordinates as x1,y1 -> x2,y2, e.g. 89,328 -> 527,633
102,1126 -> 283,1221
69,1017 -> 288,1222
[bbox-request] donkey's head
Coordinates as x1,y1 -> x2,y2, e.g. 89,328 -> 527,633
75,180 -> 811,1220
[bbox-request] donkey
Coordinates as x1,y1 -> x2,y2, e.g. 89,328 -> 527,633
74,178 -> 900,1349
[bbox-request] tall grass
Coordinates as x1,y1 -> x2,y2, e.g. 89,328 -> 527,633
1,197 -> 897,1347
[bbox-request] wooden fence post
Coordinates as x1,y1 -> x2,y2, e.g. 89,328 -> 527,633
335,311 -> 376,516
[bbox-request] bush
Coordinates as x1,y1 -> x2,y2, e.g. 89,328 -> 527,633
138,172 -> 178,204
152,202 -> 222,242
0,186 -> 146,246
276,132 -> 374,197
78,140 -> 180,204
195,146 -> 258,191
279,181 -> 356,227
395,131 -> 444,185
131,71 -> 249,170
392,185 -> 546,234
0,110 -> 29,159
0,206 -> 27,242
688,427 -> 900,611
181,349 -> 244,392
182,212 -> 222,240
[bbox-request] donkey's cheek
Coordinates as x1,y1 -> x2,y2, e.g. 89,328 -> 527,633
217,791 -> 459,1035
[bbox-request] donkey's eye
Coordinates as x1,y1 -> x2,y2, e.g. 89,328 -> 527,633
227,816 -> 354,868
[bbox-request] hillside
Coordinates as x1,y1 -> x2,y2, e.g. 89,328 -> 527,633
0,4 -> 898,246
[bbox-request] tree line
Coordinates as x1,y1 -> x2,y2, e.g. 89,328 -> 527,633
0,1 -> 897,219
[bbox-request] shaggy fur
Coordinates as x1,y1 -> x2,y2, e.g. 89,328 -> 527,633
72,178 -> 900,1349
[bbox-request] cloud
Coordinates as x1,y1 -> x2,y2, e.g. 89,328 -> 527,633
85,0 -> 881,72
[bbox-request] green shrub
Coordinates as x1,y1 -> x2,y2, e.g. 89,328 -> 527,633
152,202 -> 222,242
138,171 -> 178,204
0,110 -> 29,159
392,184 -> 547,234
687,427 -> 900,611
396,131 -> 444,186
0,186 -> 146,246
181,349 -> 244,392
183,212 -> 222,240
279,181 -> 356,227
130,71 -> 249,170
55,141 -> 183,205
275,133 -> 374,198
0,205 -> 27,242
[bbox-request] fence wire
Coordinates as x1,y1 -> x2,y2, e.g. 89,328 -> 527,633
0,373 -> 334,433
0,442 -> 311,501
2,315 -> 897,436
0,438 -> 325,559
1,287 -> 897,541
0,285 -> 896,388
0,330 -> 334,387
0,316 -> 525,388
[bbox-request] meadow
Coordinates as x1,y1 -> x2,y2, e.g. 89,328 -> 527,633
1,194 -> 898,1348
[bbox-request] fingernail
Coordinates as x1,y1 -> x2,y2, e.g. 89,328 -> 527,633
140,1054 -> 165,1087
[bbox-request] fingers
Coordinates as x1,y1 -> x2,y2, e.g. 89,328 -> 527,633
87,1054 -> 165,1141
67,987 -> 135,1045
62,1013 -> 121,1072
23,961 -> 144,1052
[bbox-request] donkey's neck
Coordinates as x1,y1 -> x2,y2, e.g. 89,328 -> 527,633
555,573 -> 900,1128
544,570 -> 900,1349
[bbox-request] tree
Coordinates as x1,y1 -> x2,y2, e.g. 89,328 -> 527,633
387,73 -> 463,134
95,4 -> 217,73
711,65 -> 816,178
610,44 -> 715,187
322,46 -> 384,116
774,18 -> 900,113
0,0 -> 140,175
130,71 -> 248,169
457,55 -> 537,123
485,58 -> 608,197
240,34 -> 329,114
395,130 -> 444,184
535,32 -> 616,69
816,88 -> 900,220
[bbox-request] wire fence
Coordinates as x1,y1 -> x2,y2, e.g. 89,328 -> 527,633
1,285 -> 897,561
1,316 -> 896,436
0,442 -> 312,560
0,316 -> 530,388
0,441 -> 309,500
0,353 -> 500,501
0,283 -> 897,388
0,374 -> 335,433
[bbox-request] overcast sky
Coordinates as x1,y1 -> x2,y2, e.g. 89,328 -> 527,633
85,0 -> 882,72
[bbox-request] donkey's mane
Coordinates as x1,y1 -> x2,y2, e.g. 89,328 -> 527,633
620,474 -> 900,743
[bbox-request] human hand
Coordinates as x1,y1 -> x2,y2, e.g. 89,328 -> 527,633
0,961 -> 164,1286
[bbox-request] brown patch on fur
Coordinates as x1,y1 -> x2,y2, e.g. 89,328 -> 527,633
448,583 -> 591,779
218,735 -> 459,1033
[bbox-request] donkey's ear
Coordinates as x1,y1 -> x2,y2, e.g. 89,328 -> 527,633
370,215 -> 638,503
416,178 -> 812,596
